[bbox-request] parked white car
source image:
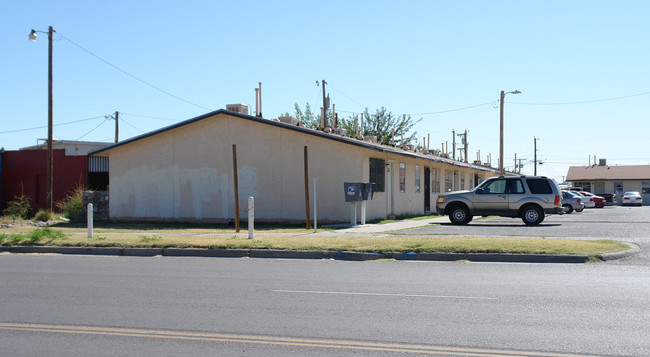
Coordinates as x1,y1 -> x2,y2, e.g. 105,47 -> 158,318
571,191 -> 596,208
622,191 -> 643,206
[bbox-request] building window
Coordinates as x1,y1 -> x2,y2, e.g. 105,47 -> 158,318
399,163 -> 406,193
415,165 -> 421,193
573,181 -> 591,192
431,167 -> 440,193
643,182 -> 650,194
444,170 -> 453,192
460,172 -> 465,190
369,158 -> 385,192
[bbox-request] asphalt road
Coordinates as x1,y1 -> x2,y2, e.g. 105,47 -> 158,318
1,254 -> 649,356
403,205 -> 650,265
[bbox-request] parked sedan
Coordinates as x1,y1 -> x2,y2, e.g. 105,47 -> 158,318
571,191 -> 595,208
562,191 -> 584,213
622,191 -> 643,206
579,191 -> 607,208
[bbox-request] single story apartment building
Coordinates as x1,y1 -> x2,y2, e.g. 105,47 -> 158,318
90,109 -> 500,223
566,161 -> 650,205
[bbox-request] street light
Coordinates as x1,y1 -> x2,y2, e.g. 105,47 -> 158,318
29,26 -> 55,212
499,89 -> 521,174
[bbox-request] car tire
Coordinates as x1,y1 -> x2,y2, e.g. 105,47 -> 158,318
521,205 -> 544,226
563,204 -> 573,214
448,205 -> 472,225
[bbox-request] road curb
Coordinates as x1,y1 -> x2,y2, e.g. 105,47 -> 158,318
597,243 -> 640,261
0,245 -> 638,263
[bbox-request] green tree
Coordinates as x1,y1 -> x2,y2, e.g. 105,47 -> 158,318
339,107 -> 421,146
293,103 -> 323,129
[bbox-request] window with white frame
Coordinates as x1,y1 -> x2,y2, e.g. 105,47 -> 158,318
461,172 -> 465,190
444,170 -> 453,192
415,165 -> 421,193
399,163 -> 406,193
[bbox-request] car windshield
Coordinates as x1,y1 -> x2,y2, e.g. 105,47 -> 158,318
625,192 -> 639,196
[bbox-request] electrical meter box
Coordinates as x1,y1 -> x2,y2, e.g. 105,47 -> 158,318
344,182 -> 363,202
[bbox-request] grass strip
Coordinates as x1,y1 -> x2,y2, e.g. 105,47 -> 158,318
0,228 -> 629,257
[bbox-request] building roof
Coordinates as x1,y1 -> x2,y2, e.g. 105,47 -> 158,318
566,165 -> 650,181
90,109 -> 500,174
19,140 -> 112,156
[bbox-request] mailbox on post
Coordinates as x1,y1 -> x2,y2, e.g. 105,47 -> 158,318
344,182 -> 364,202
362,182 -> 374,201
344,182 -> 374,226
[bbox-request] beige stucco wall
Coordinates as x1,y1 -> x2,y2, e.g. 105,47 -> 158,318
104,113 -> 499,222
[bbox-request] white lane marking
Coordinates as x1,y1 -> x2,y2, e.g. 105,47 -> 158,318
273,290 -> 497,300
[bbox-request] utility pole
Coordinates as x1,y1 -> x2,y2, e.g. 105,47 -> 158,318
114,111 -> 119,143
320,80 -> 327,129
534,137 -> 537,176
47,26 -> 54,213
452,130 -> 456,161
514,153 -> 517,174
457,130 -> 468,163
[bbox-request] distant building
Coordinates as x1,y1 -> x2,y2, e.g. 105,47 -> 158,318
1,141 -> 110,212
566,160 -> 650,205
90,109 -> 500,223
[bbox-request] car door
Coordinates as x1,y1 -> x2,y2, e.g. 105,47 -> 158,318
507,178 -> 527,213
473,178 -> 508,215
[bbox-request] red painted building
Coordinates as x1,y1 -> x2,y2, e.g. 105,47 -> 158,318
1,141 -> 109,212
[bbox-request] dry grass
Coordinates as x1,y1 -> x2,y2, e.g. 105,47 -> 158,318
0,226 -> 630,257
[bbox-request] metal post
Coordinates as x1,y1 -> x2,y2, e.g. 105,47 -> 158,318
248,196 -> 254,239
361,200 -> 366,225
304,146 -> 311,230
87,203 -> 93,238
350,202 -> 357,226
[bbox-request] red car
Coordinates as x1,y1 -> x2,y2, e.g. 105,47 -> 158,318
580,191 -> 607,208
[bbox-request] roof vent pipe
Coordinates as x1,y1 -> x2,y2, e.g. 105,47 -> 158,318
254,88 -> 259,117
257,82 -> 263,117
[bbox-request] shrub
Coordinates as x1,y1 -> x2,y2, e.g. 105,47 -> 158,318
34,210 -> 55,222
3,194 -> 33,220
56,184 -> 85,220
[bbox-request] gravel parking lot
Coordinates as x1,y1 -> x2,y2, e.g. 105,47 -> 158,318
401,205 -> 650,265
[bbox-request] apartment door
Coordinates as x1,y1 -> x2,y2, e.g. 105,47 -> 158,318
424,167 -> 431,212
387,161 -> 395,216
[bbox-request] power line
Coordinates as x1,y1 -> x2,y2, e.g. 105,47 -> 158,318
120,118 -> 145,134
59,32 -> 211,111
0,116 -> 104,134
76,119 -> 108,141
406,101 -> 495,116
510,91 -> 650,106
121,112 -> 179,121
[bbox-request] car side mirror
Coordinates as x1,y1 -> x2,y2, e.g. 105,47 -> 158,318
475,188 -> 484,194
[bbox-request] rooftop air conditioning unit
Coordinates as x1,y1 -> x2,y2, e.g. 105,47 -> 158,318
278,116 -> 299,125
226,104 -> 249,115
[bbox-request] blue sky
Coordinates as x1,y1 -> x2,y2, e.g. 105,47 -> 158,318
2,0 -> 648,182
